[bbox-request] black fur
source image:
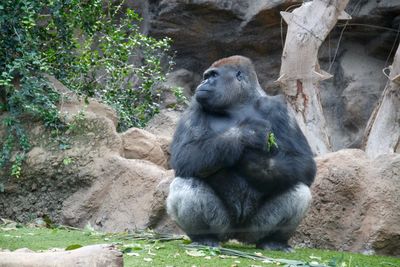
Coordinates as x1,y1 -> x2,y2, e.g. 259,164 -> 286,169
168,56 -> 316,248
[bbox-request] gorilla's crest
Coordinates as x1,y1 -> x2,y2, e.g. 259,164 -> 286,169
211,55 -> 253,68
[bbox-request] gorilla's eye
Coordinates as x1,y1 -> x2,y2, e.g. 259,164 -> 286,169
236,71 -> 243,81
204,70 -> 218,80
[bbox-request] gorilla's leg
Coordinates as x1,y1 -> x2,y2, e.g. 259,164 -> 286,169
166,177 -> 231,246
240,183 -> 312,251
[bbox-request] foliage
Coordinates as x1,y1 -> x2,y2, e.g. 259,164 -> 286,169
0,0 -> 172,180
267,132 -> 278,152
171,86 -> 189,107
61,2 -> 172,129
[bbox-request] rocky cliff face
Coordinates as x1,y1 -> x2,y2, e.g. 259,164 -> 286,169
133,0 -> 400,150
293,149 -> 400,256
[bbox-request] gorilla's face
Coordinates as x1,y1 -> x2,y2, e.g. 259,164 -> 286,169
195,66 -> 245,112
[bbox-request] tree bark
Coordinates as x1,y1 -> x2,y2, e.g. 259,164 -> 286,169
278,0 -> 350,155
0,244 -> 123,267
363,44 -> 400,158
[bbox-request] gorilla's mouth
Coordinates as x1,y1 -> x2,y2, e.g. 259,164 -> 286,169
196,88 -> 210,92
195,90 -> 214,109
195,89 -> 211,98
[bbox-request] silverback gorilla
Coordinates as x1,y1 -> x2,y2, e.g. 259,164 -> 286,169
166,55 -> 316,251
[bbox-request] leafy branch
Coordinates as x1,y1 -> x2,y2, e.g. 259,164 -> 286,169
0,0 -> 172,181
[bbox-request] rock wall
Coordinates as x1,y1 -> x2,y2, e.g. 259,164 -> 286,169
133,0 -> 400,150
293,149 -> 400,256
0,78 -> 180,233
0,98 -> 123,222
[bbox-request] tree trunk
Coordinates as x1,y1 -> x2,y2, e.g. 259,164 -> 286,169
0,244 -> 123,267
278,0 -> 350,155
363,44 -> 400,158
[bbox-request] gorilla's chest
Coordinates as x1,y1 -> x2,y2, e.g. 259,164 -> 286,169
206,105 -> 265,134
208,115 -> 237,133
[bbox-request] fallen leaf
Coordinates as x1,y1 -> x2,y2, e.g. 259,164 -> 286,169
123,243 -> 142,250
310,261 -> 321,266
185,249 -> 206,257
262,259 -> 273,263
219,255 -> 238,259
65,244 -> 83,251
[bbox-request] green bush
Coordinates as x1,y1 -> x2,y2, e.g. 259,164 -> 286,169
0,0 -> 172,181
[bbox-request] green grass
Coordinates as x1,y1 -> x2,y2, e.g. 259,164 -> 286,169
0,226 -> 399,267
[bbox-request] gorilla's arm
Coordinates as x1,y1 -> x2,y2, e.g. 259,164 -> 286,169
238,149 -> 316,193
170,111 -> 245,178
238,96 -> 316,193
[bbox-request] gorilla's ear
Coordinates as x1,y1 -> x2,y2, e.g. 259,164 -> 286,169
236,71 -> 244,81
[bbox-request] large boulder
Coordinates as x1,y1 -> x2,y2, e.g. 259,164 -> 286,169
120,128 -> 169,168
62,156 -> 174,232
144,109 -> 181,139
293,149 -> 400,256
146,175 -> 182,234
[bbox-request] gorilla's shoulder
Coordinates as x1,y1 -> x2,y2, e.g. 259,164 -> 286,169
181,101 -> 202,119
268,94 -> 286,104
255,94 -> 288,115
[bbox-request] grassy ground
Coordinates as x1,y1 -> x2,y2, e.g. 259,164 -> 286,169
0,225 -> 399,267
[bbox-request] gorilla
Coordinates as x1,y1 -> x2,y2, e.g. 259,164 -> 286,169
166,55 -> 316,251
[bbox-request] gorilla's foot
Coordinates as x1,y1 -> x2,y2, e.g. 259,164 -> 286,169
190,234 -> 220,247
256,241 -> 294,252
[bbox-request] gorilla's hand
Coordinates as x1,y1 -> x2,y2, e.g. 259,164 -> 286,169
239,118 -> 271,151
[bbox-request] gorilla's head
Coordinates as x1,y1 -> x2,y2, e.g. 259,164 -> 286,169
194,55 -> 262,112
